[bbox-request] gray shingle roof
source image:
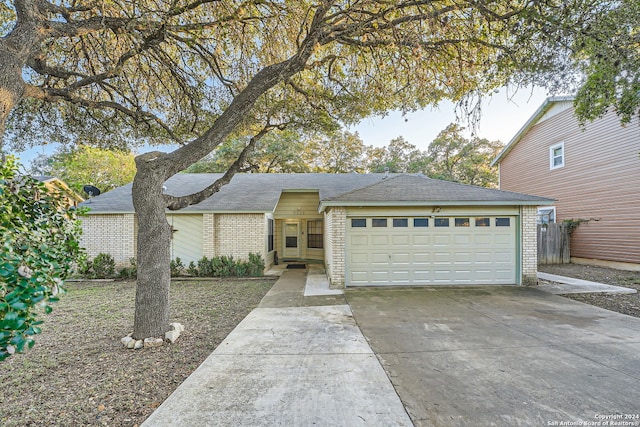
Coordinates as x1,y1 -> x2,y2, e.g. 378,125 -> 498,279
81,173 -> 552,213
324,174 -> 552,203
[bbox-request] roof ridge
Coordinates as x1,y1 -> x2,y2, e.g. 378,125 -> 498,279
326,173 -> 415,200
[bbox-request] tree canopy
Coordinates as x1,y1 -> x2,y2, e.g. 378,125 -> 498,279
30,146 -> 136,195
1,0 -> 637,340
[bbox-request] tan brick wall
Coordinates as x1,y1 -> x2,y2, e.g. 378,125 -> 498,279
522,206 -> 538,285
214,213 -> 265,261
80,214 -> 136,266
203,213 -> 215,258
325,207 -> 346,288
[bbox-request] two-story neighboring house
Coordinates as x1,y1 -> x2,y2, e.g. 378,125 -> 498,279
492,96 -> 640,270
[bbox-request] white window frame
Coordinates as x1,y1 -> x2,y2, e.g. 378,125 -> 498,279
549,142 -> 565,170
537,206 -> 556,225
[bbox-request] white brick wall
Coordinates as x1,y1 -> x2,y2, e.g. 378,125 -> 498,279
203,213 -> 215,258
80,214 -> 136,266
522,206 -> 538,285
214,213 -> 265,261
325,207 -> 346,288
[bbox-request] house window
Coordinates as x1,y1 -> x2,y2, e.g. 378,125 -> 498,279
435,218 -> 449,227
537,207 -> 556,225
393,218 -> 408,227
372,218 -> 388,227
307,220 -> 323,249
351,218 -> 366,227
475,218 -> 490,227
267,219 -> 274,252
496,218 -> 511,227
414,218 -> 429,227
455,218 -> 470,227
550,142 -> 564,169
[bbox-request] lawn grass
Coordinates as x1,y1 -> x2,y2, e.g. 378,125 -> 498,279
0,278 -> 275,427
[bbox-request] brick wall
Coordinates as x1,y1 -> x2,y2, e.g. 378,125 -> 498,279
214,213 -> 265,261
325,207 -> 346,288
202,213 -> 215,258
80,214 -> 136,266
522,206 -> 538,285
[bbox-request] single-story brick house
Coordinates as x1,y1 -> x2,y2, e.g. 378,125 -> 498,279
79,173 -> 551,287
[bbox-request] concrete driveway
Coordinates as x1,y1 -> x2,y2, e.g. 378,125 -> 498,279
346,286 -> 640,427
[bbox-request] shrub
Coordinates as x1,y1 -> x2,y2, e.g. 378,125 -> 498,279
247,253 -> 265,277
170,257 -> 184,277
186,261 -> 198,276
118,258 -> 137,279
197,256 -> 213,277
189,253 -> 265,278
212,255 -> 235,277
91,253 -> 115,279
0,156 -> 84,361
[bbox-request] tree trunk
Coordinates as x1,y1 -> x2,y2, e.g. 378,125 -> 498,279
0,46 -> 26,149
131,153 -> 172,339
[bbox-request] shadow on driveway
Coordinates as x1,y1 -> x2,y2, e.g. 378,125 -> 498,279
346,286 -> 640,427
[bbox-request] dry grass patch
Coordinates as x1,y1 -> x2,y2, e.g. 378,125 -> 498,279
0,278 -> 275,427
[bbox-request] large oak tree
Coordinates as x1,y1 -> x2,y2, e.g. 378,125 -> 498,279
1,0 -> 637,339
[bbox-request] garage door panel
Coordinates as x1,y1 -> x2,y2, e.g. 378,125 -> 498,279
412,235 -> 430,245
346,216 -> 517,286
474,234 -> 492,245
371,253 -> 389,264
371,235 -> 389,246
433,234 -> 452,245
392,253 -> 410,263
350,235 -> 369,246
434,252 -> 452,263
392,234 -> 410,245
413,253 -> 430,264
454,234 -> 471,245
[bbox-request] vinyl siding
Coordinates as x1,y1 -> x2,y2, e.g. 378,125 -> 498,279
499,107 -> 640,264
273,192 -> 324,261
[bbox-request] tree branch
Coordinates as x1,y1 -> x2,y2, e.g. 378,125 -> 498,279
164,125 -> 272,210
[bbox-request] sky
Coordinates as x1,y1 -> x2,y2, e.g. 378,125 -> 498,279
14,85 -> 553,167
349,85 -> 550,150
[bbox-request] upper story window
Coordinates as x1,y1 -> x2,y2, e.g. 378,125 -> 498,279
550,142 -> 564,169
537,207 -> 556,225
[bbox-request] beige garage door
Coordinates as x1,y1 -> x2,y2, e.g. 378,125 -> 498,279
346,216 -> 516,286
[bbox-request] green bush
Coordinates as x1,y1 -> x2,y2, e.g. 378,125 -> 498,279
0,156 -> 84,361
91,253 -> 115,278
197,256 -> 213,277
189,253 -> 265,278
170,257 -> 184,277
247,253 -> 265,277
186,261 -> 198,276
118,258 -> 137,279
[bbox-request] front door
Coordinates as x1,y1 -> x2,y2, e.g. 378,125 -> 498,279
283,222 -> 300,258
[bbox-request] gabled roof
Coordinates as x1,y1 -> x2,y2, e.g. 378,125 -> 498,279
82,173 -> 552,214
32,175 -> 84,204
319,174 -> 552,209
491,96 -> 575,166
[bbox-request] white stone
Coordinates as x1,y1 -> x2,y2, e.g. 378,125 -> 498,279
133,340 -> 143,350
127,339 -> 136,349
121,336 -> 134,347
169,322 -> 185,333
144,337 -> 164,348
165,329 -> 181,344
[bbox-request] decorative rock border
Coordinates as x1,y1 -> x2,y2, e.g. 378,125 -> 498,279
121,323 -> 184,349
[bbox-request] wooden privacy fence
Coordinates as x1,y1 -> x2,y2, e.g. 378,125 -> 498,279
537,223 -> 570,264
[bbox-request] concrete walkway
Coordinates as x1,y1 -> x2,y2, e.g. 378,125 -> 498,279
142,269 -> 411,426
537,272 -> 637,295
